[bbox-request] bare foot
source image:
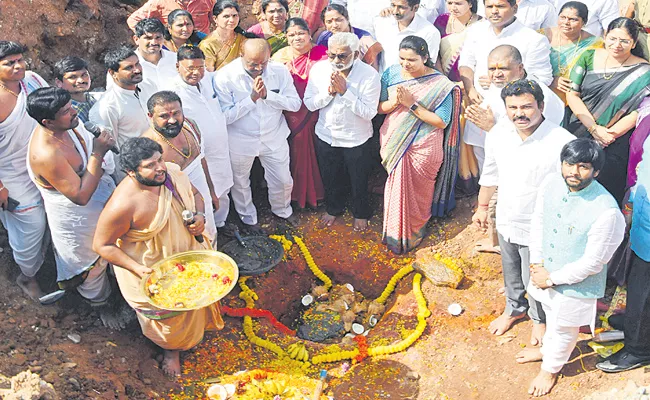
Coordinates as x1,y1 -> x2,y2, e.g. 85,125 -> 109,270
99,305 -> 126,330
353,218 -> 368,231
488,312 -> 526,336
516,347 -> 543,364
528,369 -> 557,397
475,238 -> 501,254
530,323 -> 546,346
321,213 -> 336,227
162,350 -> 181,378
16,274 -> 44,301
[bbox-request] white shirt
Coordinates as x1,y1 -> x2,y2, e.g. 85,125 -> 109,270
304,59 -> 381,148
417,0 -> 449,24
337,0 -> 448,33
88,82 -> 154,148
459,19 -> 553,92
554,0 -> 619,37
464,79 -> 565,147
213,59 -> 301,156
516,0 -> 558,30
161,74 -> 234,195
479,119 -> 574,245
106,49 -> 178,93
373,13 -> 441,71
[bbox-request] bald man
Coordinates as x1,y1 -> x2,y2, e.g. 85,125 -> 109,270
213,39 -> 301,232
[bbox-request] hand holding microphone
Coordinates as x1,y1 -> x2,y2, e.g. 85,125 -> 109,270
84,121 -> 120,154
182,210 -> 205,243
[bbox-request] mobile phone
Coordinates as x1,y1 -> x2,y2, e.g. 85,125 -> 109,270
5,197 -> 20,212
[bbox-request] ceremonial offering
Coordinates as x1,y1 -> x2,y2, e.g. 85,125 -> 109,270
141,250 -> 238,311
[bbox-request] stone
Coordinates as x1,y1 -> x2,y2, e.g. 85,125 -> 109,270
413,248 -> 465,289
2,371 -> 58,400
68,377 -> 81,391
61,363 -> 77,370
42,372 -> 58,383
67,333 -> 81,344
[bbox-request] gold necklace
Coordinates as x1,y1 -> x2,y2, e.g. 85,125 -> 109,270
556,32 -> 582,76
47,132 -> 76,150
603,52 -> 633,80
155,128 -> 193,159
451,14 -> 474,33
291,47 -> 312,80
0,81 -> 19,97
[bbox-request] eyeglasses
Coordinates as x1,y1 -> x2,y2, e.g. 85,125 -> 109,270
180,63 -> 205,73
606,36 -> 633,46
327,52 -> 351,61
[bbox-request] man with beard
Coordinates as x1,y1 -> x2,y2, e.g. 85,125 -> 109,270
459,0 -> 552,105
142,91 -> 218,242
0,41 -> 49,300
466,45 -> 564,255
213,38 -> 301,233
519,138 -> 625,397
304,32 -> 380,231
472,80 -> 573,347
26,87 -> 125,329
162,46 -> 233,233
53,56 -> 97,123
93,137 -> 223,377
373,0 -> 441,71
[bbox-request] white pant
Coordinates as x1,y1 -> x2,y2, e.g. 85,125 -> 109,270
540,310 -> 580,374
473,145 -> 485,175
213,189 -> 231,228
0,205 -> 47,277
76,258 -> 112,303
230,142 -> 293,225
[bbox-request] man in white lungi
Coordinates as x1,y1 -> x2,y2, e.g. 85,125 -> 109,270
0,41 -> 49,300
213,38 -> 301,232
142,91 -> 218,242
518,138 -> 625,397
26,87 -> 126,329
162,45 -> 233,232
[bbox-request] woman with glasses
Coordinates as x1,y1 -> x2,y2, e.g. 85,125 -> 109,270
378,35 -> 462,254
163,10 -> 207,52
565,17 -> 650,204
248,0 -> 290,54
272,18 -> 328,209
199,0 -> 253,71
545,1 -> 602,104
315,3 -> 383,71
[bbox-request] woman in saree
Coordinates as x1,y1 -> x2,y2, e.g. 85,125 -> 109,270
248,0 -> 290,55
566,17 -> 650,204
378,36 -> 462,254
434,0 -> 480,197
315,4 -> 383,71
163,10 -> 206,52
199,0 -> 252,72
272,18 -> 327,209
545,1 -> 603,104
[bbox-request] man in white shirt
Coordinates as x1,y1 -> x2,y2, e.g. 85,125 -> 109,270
162,46 -> 234,232
213,39 -> 301,232
106,18 -> 178,92
515,0 -> 558,30
459,0 -> 553,105
554,0 -> 620,36
336,0 -> 446,33
373,0 -> 441,71
471,79 -> 574,346
304,33 -> 381,231
517,138 -> 625,397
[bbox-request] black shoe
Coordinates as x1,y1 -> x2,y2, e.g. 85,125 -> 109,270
596,349 -> 650,373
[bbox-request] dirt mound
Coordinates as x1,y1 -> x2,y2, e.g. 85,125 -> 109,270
0,371 -> 58,400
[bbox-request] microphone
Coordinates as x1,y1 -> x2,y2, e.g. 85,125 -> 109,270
181,210 -> 205,243
84,121 -> 120,154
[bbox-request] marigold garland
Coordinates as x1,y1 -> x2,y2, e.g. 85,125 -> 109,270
367,273 -> 429,357
293,236 -> 332,289
311,348 -> 360,364
269,234 -> 293,254
352,335 -> 369,363
242,315 -> 286,357
374,265 -> 415,304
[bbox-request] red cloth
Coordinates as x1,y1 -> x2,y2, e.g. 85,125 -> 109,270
127,0 -> 213,34
301,0 -> 329,33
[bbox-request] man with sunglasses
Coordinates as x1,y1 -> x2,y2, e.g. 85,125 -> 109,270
304,32 -> 381,231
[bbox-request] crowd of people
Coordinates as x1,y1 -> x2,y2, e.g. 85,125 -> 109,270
0,0 -> 649,395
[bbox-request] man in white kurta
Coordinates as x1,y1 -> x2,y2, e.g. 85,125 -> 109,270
459,0 -> 552,105
213,39 -> 301,230
334,0 -> 447,33
162,46 -> 233,230
476,0 -> 558,30
521,138 -> 625,397
0,41 -> 49,300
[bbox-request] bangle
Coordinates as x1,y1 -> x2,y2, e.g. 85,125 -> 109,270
624,203 -> 633,211
588,123 -> 598,134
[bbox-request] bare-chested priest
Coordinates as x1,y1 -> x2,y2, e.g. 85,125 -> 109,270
93,137 -> 224,377
142,90 -> 218,242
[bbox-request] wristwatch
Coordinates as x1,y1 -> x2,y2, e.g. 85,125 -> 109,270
410,102 -> 419,112
194,211 -> 206,219
545,278 -> 554,288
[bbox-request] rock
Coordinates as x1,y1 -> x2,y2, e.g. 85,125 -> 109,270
406,371 -> 420,381
0,371 -> 58,400
296,309 -> 344,342
28,366 -> 42,373
67,333 -> 81,344
413,248 -> 465,289
68,377 -> 81,391
42,372 -> 58,383
143,378 -> 152,385
12,353 -> 27,366
61,362 -> 77,370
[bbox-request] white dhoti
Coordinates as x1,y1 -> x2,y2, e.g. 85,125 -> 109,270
0,72 -> 49,277
213,188 -> 231,228
184,159 -> 217,241
528,283 -> 597,374
230,141 -> 293,226
27,126 -> 116,302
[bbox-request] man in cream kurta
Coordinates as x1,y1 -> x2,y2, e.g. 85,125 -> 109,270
520,139 -> 625,397
162,46 -> 233,230
93,137 -> 223,378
